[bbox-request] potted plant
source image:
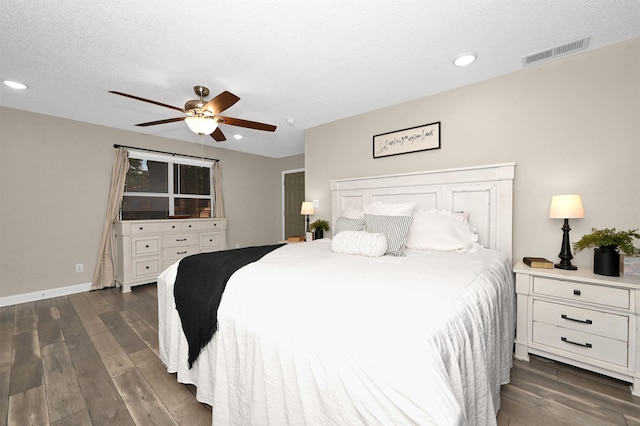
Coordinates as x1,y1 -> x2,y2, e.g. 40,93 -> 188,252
310,219 -> 330,240
573,228 -> 640,276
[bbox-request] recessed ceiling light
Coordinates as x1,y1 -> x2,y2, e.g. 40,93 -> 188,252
233,134 -> 243,140
3,80 -> 27,90
286,118 -> 295,125
453,53 -> 477,67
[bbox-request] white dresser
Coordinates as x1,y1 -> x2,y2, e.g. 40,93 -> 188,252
514,261 -> 640,395
114,218 -> 227,292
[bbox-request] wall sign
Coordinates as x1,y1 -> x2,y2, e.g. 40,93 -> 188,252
373,121 -> 440,159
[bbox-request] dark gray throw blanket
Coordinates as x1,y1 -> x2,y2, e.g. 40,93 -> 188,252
174,244 -> 285,368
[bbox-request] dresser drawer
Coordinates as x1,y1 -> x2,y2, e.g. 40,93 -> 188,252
182,220 -> 222,231
131,221 -> 180,234
163,245 -> 199,261
533,277 -> 629,309
132,236 -> 161,257
533,322 -> 628,367
132,257 -> 161,279
533,300 -> 628,341
163,233 -> 198,247
201,232 -> 221,250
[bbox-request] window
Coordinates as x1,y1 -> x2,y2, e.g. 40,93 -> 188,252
121,150 -> 214,220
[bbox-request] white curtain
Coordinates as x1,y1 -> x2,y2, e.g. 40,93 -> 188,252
91,147 -> 129,290
213,161 -> 225,218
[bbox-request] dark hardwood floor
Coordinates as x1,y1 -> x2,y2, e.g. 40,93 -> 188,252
1,283 -> 640,425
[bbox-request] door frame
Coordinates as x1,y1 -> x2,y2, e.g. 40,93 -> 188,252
281,168 -> 305,241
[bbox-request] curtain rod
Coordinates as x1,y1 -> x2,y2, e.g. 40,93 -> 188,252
113,144 -> 219,162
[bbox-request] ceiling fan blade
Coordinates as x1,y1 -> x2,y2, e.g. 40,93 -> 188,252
201,91 -> 240,115
135,117 -> 186,127
216,116 -> 277,132
210,127 -> 226,142
109,91 -> 185,112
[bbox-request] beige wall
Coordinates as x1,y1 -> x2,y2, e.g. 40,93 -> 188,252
305,37 -> 640,268
0,108 -> 303,298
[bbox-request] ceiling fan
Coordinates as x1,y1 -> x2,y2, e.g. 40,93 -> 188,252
108,85 -> 277,142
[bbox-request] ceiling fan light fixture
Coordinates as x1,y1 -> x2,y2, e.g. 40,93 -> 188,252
185,116 -> 218,135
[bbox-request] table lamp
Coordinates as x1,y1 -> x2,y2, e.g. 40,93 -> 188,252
300,202 -> 315,233
549,194 -> 584,270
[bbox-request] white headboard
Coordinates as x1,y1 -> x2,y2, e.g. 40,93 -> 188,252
329,163 -> 515,262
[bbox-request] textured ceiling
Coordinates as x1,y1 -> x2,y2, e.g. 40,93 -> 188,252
1,1 -> 638,158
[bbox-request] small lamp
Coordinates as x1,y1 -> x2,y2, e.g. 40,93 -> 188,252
549,194 -> 584,270
300,201 -> 315,232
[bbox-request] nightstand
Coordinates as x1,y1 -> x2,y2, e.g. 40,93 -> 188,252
514,261 -> 640,395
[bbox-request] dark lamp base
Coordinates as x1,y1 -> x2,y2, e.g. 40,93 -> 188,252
554,263 -> 577,270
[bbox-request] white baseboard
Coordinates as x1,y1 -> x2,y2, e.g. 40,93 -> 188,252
0,282 -> 93,308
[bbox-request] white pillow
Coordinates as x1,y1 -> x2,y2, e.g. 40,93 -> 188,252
331,231 -> 388,257
363,201 -> 416,216
364,214 -> 413,257
334,217 -> 366,234
428,208 -> 470,222
405,209 -> 480,253
341,207 -> 364,219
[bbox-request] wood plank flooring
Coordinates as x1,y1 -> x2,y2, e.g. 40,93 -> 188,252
1,283 -> 640,425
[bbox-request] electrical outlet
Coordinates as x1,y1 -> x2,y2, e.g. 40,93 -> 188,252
75,263 -> 83,273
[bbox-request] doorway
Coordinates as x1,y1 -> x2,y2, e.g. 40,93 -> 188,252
282,169 -> 305,240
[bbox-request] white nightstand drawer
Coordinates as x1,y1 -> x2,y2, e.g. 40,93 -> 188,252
163,233 -> 198,247
533,322 -> 628,367
533,277 -> 629,309
533,300 -> 628,341
132,236 -> 161,257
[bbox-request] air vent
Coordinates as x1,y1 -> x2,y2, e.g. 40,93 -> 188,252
521,35 -> 591,67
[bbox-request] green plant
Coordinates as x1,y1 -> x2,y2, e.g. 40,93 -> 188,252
309,219 -> 330,232
573,228 -> 640,256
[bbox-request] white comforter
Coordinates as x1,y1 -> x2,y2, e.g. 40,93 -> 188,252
158,239 -> 515,425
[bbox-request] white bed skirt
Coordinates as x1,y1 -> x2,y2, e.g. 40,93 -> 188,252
158,240 -> 515,425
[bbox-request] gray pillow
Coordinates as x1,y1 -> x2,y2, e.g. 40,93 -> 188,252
334,217 -> 366,234
364,214 -> 413,257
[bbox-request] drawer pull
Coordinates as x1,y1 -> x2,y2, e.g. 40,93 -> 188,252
561,314 -> 592,325
145,245 -> 149,248
573,289 -> 581,296
561,337 -> 592,348
177,251 -> 187,254
139,227 -> 144,230
145,266 -> 150,270
188,225 -> 192,228
172,225 -> 176,229
177,238 -> 187,241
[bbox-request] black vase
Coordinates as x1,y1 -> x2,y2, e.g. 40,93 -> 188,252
314,228 -> 324,240
593,245 -> 620,276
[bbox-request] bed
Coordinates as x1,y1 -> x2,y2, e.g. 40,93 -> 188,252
158,163 -> 516,425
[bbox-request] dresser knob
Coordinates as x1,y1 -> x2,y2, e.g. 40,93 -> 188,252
145,266 -> 149,270
145,245 -> 149,248
139,227 -> 144,230
573,289 -> 581,296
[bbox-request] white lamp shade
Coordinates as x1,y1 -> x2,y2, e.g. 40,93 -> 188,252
549,194 -> 585,219
185,117 -> 219,135
300,202 -> 315,215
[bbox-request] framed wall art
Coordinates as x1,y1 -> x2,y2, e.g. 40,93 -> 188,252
373,121 -> 440,159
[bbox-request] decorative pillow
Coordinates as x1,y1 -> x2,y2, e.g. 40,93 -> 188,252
334,217 -> 366,234
331,231 -> 387,257
363,201 -> 416,217
364,214 -> 413,257
405,209 -> 480,253
341,207 -> 364,220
